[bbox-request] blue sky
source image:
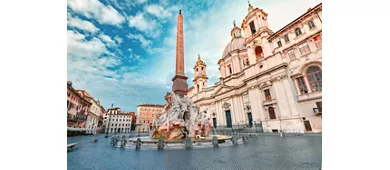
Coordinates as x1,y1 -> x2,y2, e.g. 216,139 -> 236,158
67,0 -> 321,112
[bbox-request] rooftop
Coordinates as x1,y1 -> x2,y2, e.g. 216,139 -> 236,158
137,104 -> 165,107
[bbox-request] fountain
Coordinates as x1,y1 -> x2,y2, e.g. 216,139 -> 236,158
128,92 -> 232,147
150,92 -> 212,140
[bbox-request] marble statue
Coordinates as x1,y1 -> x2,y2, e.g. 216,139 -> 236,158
150,93 -> 212,140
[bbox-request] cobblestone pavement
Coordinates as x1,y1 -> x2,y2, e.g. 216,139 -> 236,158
67,133 -> 321,170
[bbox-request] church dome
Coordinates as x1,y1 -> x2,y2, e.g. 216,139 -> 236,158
222,21 -> 246,58
222,37 -> 246,58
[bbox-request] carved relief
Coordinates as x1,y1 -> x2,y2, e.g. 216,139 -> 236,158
244,105 -> 251,112
222,102 -> 231,110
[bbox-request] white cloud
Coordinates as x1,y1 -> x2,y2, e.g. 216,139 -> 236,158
128,13 -> 161,38
128,13 -> 156,31
67,30 -> 107,58
98,33 -> 116,47
127,33 -> 152,48
136,0 -> 148,4
128,53 -> 141,62
67,0 -> 125,26
114,35 -> 123,44
67,13 -> 99,33
144,4 -> 172,18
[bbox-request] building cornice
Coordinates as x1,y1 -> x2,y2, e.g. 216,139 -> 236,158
221,49 -> 247,61
137,104 -> 165,107
268,3 -> 322,40
243,63 -> 288,82
244,27 -> 273,45
67,86 -> 92,105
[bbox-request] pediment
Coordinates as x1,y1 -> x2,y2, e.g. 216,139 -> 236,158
212,85 -> 234,96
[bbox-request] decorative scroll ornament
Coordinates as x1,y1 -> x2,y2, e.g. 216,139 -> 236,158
244,105 -> 251,112
222,102 -> 231,109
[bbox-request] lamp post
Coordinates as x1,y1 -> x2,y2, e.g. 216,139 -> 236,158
92,123 -> 95,135
279,116 -> 285,137
254,121 -> 257,133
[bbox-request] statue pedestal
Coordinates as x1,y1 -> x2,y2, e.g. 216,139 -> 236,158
172,75 -> 188,97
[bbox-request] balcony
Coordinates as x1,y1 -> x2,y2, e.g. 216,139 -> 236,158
263,98 -> 276,106
67,117 -> 78,123
313,108 -> 322,116
297,91 -> 322,102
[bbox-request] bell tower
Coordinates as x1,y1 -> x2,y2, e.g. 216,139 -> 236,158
193,54 -> 208,93
241,1 -> 273,63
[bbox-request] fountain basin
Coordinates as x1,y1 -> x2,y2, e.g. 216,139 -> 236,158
128,135 -> 231,144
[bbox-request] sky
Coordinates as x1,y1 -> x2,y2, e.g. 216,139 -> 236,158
67,0 -> 322,112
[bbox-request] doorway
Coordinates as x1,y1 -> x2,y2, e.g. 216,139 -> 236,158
225,110 -> 232,128
213,118 -> 217,128
303,120 -> 312,131
247,112 -> 253,127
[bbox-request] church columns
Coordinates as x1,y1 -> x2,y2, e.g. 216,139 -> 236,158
248,88 -> 261,122
232,55 -> 241,73
237,95 -> 245,125
232,96 -> 239,125
282,78 -> 299,117
217,101 -> 226,127
235,95 -> 243,124
247,46 -> 257,66
221,65 -> 226,78
229,97 -> 237,125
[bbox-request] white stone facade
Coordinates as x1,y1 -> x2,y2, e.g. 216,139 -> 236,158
104,108 -> 132,133
187,3 -> 322,133
85,99 -> 104,134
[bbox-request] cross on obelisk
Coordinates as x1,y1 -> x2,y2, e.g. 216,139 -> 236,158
172,9 -> 188,97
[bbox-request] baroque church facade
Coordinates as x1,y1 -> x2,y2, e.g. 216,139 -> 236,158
187,3 -> 322,133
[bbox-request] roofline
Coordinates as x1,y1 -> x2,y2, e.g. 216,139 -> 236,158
268,2 -> 322,40
67,85 -> 92,105
137,104 -> 165,107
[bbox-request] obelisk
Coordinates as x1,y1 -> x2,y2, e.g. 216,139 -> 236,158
172,10 -> 188,97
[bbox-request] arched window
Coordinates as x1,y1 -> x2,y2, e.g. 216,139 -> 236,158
197,84 -> 200,92
308,21 -> 316,29
306,66 -> 322,92
268,107 -> 276,119
295,28 -> 302,36
255,46 -> 263,58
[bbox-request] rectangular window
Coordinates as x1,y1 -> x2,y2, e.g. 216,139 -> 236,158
284,35 -> 289,43
316,102 -> 322,110
314,36 -> 322,49
228,65 -> 232,74
299,42 -> 311,55
249,21 -> 256,34
264,89 -> 272,101
277,41 -> 282,48
296,77 -> 308,94
287,49 -> 296,61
